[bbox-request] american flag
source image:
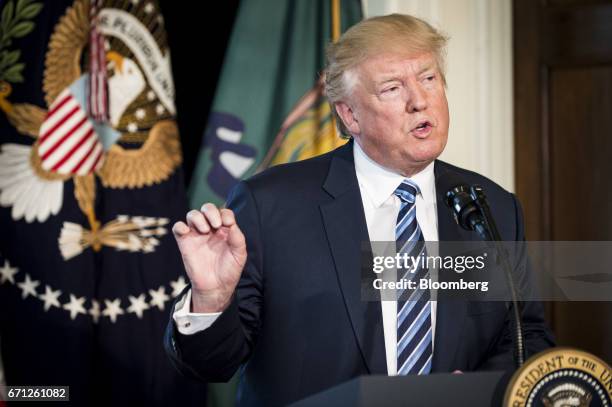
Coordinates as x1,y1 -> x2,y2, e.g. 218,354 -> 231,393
37,89 -> 104,175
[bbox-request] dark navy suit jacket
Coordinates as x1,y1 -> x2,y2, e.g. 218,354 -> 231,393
164,141 -> 554,406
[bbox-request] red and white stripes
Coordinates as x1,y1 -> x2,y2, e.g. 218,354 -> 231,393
38,89 -> 104,175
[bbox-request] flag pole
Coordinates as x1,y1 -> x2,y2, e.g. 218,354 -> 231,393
330,0 -> 341,139
332,0 -> 341,41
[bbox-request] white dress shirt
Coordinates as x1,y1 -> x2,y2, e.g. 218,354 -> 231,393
173,141 -> 439,375
353,141 -> 438,375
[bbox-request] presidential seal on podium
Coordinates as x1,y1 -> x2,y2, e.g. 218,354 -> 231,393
505,347 -> 612,407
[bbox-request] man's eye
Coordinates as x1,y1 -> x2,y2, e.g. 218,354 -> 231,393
425,75 -> 435,82
383,86 -> 399,93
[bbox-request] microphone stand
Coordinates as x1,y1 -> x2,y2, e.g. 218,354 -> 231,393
470,186 -> 525,367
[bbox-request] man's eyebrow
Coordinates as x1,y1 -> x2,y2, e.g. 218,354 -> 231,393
376,65 -> 436,82
418,64 -> 436,74
372,64 -> 437,86
376,77 -> 401,85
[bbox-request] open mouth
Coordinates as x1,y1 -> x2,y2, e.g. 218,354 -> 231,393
412,120 -> 433,137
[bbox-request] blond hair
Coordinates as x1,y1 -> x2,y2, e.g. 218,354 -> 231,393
325,14 -> 449,138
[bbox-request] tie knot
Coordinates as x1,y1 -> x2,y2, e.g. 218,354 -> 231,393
394,180 -> 420,203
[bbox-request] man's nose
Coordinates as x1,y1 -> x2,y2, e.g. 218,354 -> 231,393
406,86 -> 428,112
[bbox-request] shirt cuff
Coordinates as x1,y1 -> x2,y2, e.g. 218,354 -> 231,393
172,289 -> 222,335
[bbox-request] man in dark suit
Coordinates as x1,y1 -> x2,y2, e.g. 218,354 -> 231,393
165,14 -> 554,406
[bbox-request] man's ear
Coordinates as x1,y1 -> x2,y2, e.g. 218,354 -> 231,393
334,102 -> 361,135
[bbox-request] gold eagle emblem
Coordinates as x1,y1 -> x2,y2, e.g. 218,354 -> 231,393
0,0 -> 181,258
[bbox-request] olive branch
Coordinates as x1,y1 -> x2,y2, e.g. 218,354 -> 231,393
0,0 -> 43,83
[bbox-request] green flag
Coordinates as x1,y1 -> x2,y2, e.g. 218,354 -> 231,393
188,0 -> 362,209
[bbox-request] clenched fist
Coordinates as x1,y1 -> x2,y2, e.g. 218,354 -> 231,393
172,203 -> 247,313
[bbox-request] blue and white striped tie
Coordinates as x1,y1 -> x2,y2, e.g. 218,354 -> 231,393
394,180 -> 433,376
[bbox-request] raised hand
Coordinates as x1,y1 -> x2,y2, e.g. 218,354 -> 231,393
172,203 -> 247,313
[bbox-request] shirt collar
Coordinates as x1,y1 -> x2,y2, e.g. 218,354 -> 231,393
353,140 -> 436,208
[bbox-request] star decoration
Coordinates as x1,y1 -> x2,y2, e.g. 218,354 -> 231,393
149,286 -> 169,311
63,294 -> 87,320
146,90 -> 155,101
127,122 -> 138,133
3,262 -> 183,322
144,3 -> 154,14
135,108 -> 146,120
127,294 -> 149,319
155,104 -> 165,115
170,276 -> 188,298
103,299 -> 124,323
17,274 -> 39,299
89,299 -> 101,324
39,285 -> 62,311
0,260 -> 19,284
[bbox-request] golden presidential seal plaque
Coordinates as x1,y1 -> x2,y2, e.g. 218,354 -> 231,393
505,347 -> 612,407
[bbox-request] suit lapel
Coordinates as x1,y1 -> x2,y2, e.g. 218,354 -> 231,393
319,141 -> 387,375
432,161 -> 475,372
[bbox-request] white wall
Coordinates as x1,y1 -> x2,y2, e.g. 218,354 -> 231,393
362,0 -> 514,191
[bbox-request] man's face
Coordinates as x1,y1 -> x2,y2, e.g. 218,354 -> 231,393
335,51 -> 449,176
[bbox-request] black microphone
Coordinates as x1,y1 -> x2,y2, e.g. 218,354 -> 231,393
445,185 -> 493,241
442,177 -> 525,367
